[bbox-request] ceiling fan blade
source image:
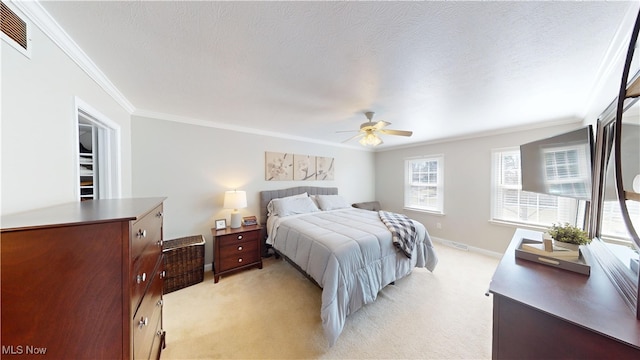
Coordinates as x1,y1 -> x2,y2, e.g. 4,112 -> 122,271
379,129 -> 413,137
372,121 -> 390,130
342,133 -> 364,143
340,111 -> 413,145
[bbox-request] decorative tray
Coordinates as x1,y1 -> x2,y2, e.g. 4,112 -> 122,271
515,238 -> 590,276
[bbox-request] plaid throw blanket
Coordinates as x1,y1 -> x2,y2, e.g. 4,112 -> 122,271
379,210 -> 417,258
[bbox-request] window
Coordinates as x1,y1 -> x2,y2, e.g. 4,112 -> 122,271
405,156 -> 444,213
600,175 -> 640,242
491,148 -> 579,227
601,201 -> 633,240
542,144 -> 590,199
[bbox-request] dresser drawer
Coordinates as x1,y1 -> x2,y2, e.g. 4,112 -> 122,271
217,229 -> 259,246
131,204 -> 163,261
219,241 -> 260,271
133,262 -> 164,360
131,251 -> 162,313
148,319 -> 165,360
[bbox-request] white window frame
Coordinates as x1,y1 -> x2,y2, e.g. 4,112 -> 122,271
404,155 -> 444,214
74,97 -> 122,200
491,147 -> 580,228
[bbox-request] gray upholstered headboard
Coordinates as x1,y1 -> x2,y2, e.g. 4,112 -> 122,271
259,186 -> 338,226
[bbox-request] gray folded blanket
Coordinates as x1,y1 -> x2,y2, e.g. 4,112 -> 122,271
378,210 -> 417,258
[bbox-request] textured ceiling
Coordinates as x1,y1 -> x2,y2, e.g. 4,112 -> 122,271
38,1 -> 635,149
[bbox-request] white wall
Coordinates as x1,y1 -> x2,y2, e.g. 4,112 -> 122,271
1,10 -> 132,215
131,116 -> 375,266
374,121 -> 585,254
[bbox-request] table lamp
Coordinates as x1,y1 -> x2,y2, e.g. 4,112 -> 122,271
224,190 -> 247,228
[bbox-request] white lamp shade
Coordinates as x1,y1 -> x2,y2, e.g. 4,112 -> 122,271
223,190 -> 247,210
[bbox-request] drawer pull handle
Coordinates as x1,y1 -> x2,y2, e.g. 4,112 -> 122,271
160,270 -> 166,279
157,239 -> 163,247
136,272 -> 147,284
157,330 -> 163,337
238,258 -> 243,263
156,211 -> 163,218
138,317 -> 148,328
156,299 -> 163,307
237,235 -> 243,240
237,246 -> 243,251
136,229 -> 147,238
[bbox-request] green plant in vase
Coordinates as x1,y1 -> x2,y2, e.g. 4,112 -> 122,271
548,223 -> 591,248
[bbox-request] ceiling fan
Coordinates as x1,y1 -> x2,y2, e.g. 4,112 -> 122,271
338,111 -> 413,146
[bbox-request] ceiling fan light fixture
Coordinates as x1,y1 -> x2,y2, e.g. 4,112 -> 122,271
340,111 -> 411,146
359,132 -> 382,146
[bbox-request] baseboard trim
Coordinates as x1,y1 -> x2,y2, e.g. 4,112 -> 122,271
204,263 -> 213,272
431,236 -> 503,259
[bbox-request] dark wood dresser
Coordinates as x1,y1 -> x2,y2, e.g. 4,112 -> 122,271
489,229 -> 640,359
1,197 -> 166,359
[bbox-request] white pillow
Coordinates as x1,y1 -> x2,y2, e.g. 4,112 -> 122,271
272,196 -> 319,217
316,195 -> 350,211
309,195 -> 320,208
267,192 -> 308,216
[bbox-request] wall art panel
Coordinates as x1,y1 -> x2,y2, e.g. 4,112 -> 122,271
294,154 -> 317,181
265,152 -> 293,181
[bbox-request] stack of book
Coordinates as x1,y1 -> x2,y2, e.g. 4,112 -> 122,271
242,216 -> 257,226
521,242 -> 580,261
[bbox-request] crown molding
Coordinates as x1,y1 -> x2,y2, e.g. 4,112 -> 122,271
377,116 -> 583,152
581,2 -> 640,119
132,109 -> 372,152
10,0 -> 136,113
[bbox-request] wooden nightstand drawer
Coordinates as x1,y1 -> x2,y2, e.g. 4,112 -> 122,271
219,241 -> 260,270
217,229 -> 259,246
220,238 -> 259,255
212,225 -> 262,283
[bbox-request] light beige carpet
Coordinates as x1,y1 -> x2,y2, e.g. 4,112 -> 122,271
161,244 -> 499,359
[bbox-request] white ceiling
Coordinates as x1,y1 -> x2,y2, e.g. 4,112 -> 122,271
37,1 -> 636,149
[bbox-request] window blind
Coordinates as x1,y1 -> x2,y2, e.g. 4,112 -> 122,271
405,156 -> 444,213
491,148 -> 579,226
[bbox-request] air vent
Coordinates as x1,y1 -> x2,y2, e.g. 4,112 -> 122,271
1,1 -> 27,50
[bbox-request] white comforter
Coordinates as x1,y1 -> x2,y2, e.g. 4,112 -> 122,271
268,208 -> 438,346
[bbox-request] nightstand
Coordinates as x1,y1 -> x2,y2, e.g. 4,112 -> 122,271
212,224 -> 262,283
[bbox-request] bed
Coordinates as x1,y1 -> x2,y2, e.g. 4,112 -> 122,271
259,186 -> 438,346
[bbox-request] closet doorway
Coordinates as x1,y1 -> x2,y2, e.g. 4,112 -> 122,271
75,97 -> 121,201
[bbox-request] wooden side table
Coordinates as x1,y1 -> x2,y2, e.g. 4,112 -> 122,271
212,224 -> 262,283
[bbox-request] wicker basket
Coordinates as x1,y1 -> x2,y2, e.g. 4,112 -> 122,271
163,235 -> 206,294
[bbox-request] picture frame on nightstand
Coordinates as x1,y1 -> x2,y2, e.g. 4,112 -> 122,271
215,219 -> 226,230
